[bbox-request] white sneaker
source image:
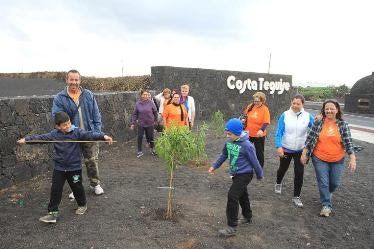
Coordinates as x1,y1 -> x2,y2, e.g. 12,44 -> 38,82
292,197 -> 304,208
75,205 -> 87,215
91,184 -> 104,195
275,184 -> 282,194
320,206 -> 332,217
68,192 -> 75,200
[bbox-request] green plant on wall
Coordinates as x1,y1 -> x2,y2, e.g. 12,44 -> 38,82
210,110 -> 225,137
156,123 -> 206,219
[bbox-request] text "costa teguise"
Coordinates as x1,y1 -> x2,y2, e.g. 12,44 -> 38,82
227,76 -> 291,94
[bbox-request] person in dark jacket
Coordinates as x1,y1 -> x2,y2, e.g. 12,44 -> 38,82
52,69 -> 105,198
208,118 -> 263,237
17,112 -> 113,223
130,89 -> 158,158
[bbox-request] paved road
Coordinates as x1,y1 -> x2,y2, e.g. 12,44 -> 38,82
306,109 -> 374,130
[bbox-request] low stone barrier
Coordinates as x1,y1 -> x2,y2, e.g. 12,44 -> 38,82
0,91 -> 138,188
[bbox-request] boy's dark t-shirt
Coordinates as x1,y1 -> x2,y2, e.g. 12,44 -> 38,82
25,126 -> 105,171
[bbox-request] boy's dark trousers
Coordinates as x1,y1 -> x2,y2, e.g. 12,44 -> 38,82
276,151 -> 304,197
227,173 -> 253,227
48,169 -> 86,213
249,136 -> 265,168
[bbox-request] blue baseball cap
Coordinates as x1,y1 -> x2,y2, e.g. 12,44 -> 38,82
225,118 -> 243,136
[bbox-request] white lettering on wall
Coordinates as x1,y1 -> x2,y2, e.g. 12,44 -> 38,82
227,75 -> 236,90
226,75 -> 290,94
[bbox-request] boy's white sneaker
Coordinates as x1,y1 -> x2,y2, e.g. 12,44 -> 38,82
68,192 -> 75,200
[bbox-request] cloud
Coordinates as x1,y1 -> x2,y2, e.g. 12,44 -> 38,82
1,0 -> 373,86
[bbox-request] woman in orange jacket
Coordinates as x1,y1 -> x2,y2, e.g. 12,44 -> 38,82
162,92 -> 188,128
242,92 -> 270,168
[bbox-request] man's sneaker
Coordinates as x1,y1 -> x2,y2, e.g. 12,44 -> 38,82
75,205 -> 87,215
218,226 -> 237,237
320,206 -> 332,217
39,212 -> 58,223
136,152 -> 144,159
237,217 -> 252,225
68,192 -> 75,200
91,184 -> 104,195
151,150 -> 157,156
275,183 -> 282,194
292,197 -> 304,208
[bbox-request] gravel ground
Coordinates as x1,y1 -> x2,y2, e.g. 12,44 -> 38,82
0,126 -> 373,249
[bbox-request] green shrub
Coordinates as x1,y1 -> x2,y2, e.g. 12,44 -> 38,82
210,110 -> 225,137
155,124 -> 207,219
297,85 -> 350,102
191,122 -> 208,167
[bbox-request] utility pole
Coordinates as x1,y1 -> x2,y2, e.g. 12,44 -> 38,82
121,59 -> 124,77
267,52 -> 271,74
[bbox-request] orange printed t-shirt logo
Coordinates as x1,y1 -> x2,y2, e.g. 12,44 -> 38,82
245,106 -> 270,137
249,112 -> 258,119
313,120 -> 345,162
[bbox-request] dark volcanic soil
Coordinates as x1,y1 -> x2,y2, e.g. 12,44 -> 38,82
0,126 -> 373,249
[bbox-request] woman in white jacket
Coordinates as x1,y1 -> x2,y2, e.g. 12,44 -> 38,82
180,84 -> 195,128
154,88 -> 172,115
274,94 -> 314,208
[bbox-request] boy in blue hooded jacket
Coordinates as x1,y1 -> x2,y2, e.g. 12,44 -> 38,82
17,112 -> 113,223
208,118 -> 263,237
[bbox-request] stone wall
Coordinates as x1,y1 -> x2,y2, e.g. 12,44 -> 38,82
1,66 -> 294,189
0,92 -> 138,188
150,66 -> 294,121
345,94 -> 374,114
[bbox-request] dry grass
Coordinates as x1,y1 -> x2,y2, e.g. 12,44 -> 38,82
0,72 -> 151,91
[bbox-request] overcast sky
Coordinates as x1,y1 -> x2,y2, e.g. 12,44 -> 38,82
1,0 -> 373,86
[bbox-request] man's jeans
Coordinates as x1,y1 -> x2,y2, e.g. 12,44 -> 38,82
311,155 -> 345,208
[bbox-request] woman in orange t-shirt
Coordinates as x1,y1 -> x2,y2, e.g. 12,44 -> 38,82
242,92 -> 270,168
162,93 -> 188,128
301,100 -> 356,217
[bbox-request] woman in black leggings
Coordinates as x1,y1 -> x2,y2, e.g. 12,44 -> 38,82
130,89 -> 158,158
274,94 -> 314,208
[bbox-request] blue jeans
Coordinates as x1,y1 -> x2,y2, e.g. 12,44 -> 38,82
311,155 -> 345,208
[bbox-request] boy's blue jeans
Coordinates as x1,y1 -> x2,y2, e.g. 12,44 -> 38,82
311,155 -> 345,208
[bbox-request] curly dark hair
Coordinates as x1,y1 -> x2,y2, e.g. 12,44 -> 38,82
321,99 -> 343,120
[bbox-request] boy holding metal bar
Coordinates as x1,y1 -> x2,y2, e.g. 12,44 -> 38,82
17,111 -> 113,223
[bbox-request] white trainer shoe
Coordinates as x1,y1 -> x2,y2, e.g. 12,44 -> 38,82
292,197 -> 304,208
92,184 -> 104,195
68,192 -> 75,200
320,206 -> 332,217
275,183 -> 282,194
75,205 -> 87,215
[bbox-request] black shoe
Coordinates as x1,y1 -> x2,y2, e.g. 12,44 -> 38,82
219,226 -> 237,237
